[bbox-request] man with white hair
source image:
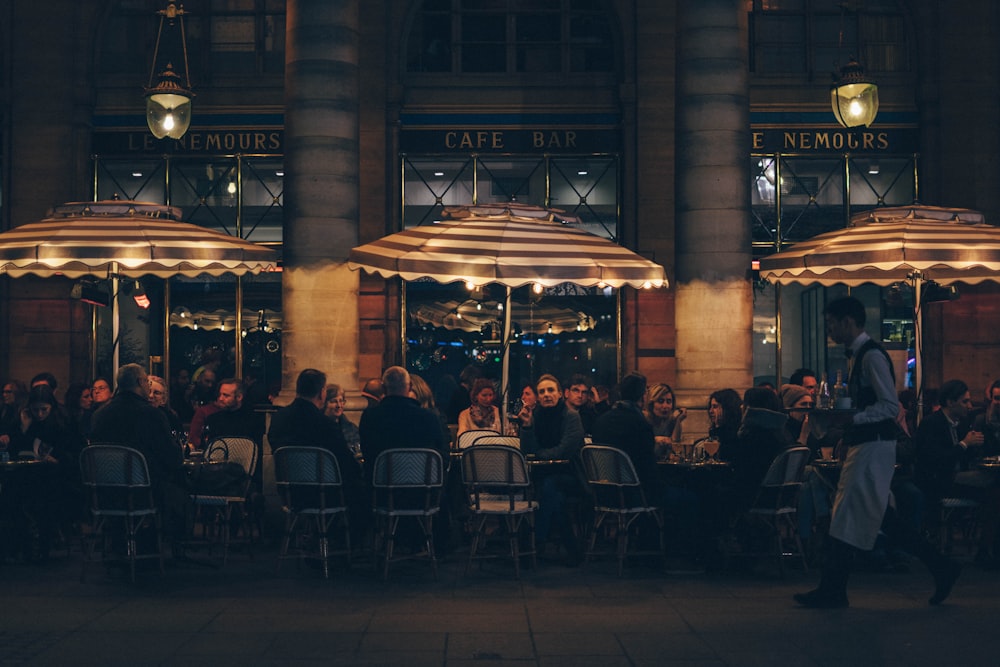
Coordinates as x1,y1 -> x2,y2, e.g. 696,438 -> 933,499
359,366 -> 449,475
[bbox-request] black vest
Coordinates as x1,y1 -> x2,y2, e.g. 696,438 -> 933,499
844,337 -> 900,445
848,338 -> 895,410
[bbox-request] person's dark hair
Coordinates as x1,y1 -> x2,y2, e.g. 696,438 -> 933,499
939,379 -> 969,407
789,368 -> 817,386
64,382 -> 89,414
27,384 -> 58,408
362,377 -> 384,399
568,373 -> 593,390
468,377 -> 496,401
743,386 -> 784,412
987,379 -> 1000,399
617,372 -> 646,403
709,388 -> 742,429
30,371 -> 58,391
295,368 -> 327,399
217,377 -> 244,397
459,364 -> 481,387
824,296 -> 866,327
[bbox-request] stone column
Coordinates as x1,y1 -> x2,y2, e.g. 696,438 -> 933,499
282,0 -> 361,395
267,0 -> 361,528
674,1 -> 753,430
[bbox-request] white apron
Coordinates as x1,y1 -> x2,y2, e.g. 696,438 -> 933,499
828,438 -> 896,550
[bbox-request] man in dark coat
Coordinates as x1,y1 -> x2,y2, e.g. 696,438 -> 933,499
89,363 -> 187,538
268,368 -> 366,527
359,366 -> 450,552
359,366 -> 449,477
590,371 -> 660,500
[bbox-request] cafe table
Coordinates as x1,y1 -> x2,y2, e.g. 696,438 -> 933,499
0,457 -> 59,562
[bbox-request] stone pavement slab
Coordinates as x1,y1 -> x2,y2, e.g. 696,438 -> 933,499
2,544 -> 1000,666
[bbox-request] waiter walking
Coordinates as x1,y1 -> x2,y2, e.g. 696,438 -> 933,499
795,296 -> 961,608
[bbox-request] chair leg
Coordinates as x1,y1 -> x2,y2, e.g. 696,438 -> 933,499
466,515 -> 487,576
507,516 -> 521,579
318,515 -> 330,580
276,513 -> 295,575
616,514 -> 628,577
422,516 -> 438,580
383,516 -> 398,580
527,513 -> 538,570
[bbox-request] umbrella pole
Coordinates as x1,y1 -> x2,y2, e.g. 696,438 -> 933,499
112,274 -> 120,374
913,274 -> 923,424
501,285 -> 513,429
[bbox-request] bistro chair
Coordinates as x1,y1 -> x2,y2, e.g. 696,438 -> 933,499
470,434 -> 521,449
456,429 -> 500,450
581,444 -> 665,576
461,444 -> 538,578
938,496 -> 981,555
741,445 -> 810,577
273,446 -> 350,579
188,436 -> 259,564
79,444 -> 164,583
371,448 -> 444,580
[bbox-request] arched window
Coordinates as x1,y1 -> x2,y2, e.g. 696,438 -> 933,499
406,0 -> 615,75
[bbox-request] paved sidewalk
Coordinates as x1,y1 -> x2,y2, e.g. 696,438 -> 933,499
2,544 -> 1000,666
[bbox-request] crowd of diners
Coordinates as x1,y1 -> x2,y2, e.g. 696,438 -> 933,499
2,358 -> 998,576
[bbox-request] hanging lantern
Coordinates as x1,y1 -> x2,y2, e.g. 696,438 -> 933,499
830,57 -> 879,128
145,2 -> 194,139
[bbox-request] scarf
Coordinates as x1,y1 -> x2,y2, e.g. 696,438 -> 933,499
469,403 -> 497,429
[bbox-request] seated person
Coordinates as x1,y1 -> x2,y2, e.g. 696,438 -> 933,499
915,379 -> 1000,566
643,382 -> 687,458
457,378 -> 501,435
591,372 -> 661,502
972,379 -> 1000,458
325,383 -> 361,458
564,373 -> 599,435
693,388 -> 742,461
518,373 -> 585,564
269,369 -> 367,540
731,387 -> 793,515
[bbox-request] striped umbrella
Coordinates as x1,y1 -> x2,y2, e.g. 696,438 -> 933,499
0,200 -> 278,278
758,205 -> 998,286
758,204 -> 1000,407
0,199 -> 278,375
348,204 -> 667,290
349,203 -> 667,411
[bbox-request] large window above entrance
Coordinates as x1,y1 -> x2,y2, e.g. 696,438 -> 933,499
406,0 -> 615,75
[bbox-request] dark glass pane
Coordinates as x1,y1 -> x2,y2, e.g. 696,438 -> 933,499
461,44 -> 506,72
423,0 -> 451,9
517,45 -> 560,72
409,14 -> 453,72
755,46 -> 807,74
516,14 -> 560,43
462,0 -> 506,10
462,14 -> 506,42
513,0 -> 559,9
